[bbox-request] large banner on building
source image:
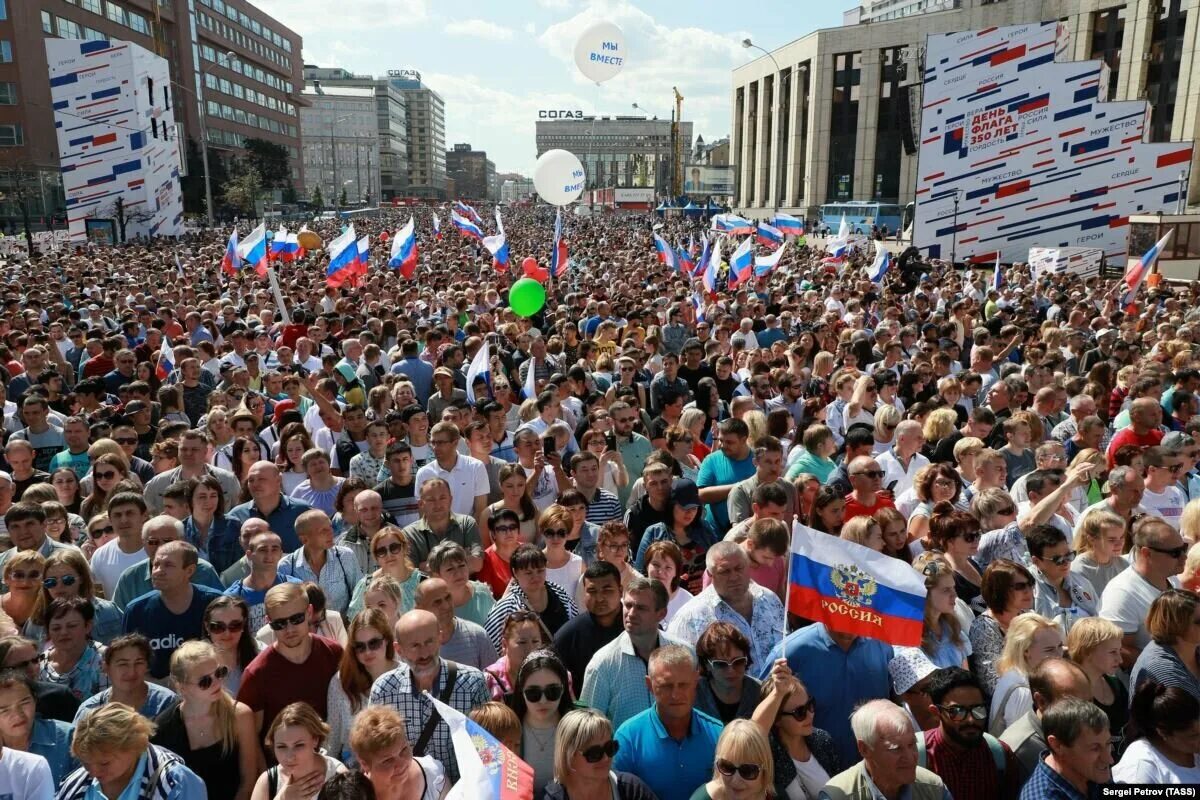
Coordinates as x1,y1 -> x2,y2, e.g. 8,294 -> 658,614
684,165 -> 734,197
47,39 -> 184,243
1028,247 -> 1103,279
913,22 -> 1191,263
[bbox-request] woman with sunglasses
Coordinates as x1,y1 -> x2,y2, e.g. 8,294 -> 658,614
692,719 -> 774,800
967,559 -> 1036,695
347,527 -> 421,620
545,708 -> 650,800
350,705 -> 447,800
202,596 -> 261,697
26,550 -> 122,645
988,612 -> 1064,736
326,609 -> 399,767
483,611 -> 554,700
541,505 -> 585,601
50,468 -> 82,515
81,513 -> 116,562
154,640 -> 261,800
78,454 -> 131,521
509,650 -> 576,795
478,507 -> 523,599
752,672 -> 840,800
910,552 -> 971,669
72,634 -> 177,723
0,552 -> 45,631
39,597 -> 108,702
928,505 -> 986,614
695,622 -> 759,724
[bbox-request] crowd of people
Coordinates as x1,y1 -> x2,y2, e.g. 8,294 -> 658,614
0,200 -> 1194,800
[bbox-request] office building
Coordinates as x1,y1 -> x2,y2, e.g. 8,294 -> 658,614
732,0 -> 1200,218
445,143 -> 495,201
535,116 -> 692,195
300,83 -> 380,205
1,0 -> 303,226
303,65 -> 409,199
499,174 -> 534,203
388,70 -> 446,199
844,0 -> 963,25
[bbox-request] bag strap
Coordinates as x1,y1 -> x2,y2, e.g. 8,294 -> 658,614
139,757 -> 172,800
608,771 -> 621,800
414,662 -> 459,756
267,765 -> 278,798
983,733 -> 1006,777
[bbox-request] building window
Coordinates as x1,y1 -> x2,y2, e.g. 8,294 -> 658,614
827,51 -> 862,201
58,18 -> 82,38
1148,0 -> 1186,142
0,0 -> 7,21
0,41 -> 10,63
0,124 -> 22,146
1090,6 -> 1125,101
106,4 -> 126,25
83,27 -> 104,41
128,11 -> 149,35
42,10 -> 53,33
0,82 -> 15,105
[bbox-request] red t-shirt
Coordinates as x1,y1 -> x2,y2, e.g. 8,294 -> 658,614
1105,427 -> 1163,469
280,323 -> 308,351
237,635 -> 343,743
842,492 -> 896,522
477,547 -> 513,599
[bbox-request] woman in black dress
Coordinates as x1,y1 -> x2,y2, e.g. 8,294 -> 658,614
153,640 -> 263,799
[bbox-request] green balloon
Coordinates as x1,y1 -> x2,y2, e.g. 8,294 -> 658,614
509,278 -> 546,317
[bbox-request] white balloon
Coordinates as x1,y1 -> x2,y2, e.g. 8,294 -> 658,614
534,149 -> 586,206
573,21 -> 625,84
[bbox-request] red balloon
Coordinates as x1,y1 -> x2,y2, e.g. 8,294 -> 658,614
521,256 -> 539,275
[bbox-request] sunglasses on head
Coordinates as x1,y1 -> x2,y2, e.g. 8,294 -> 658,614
43,575 -> 77,590
580,740 -> 619,763
715,759 -> 762,781
206,619 -> 245,635
779,698 -> 816,721
373,541 -> 405,560
194,665 -> 229,690
522,684 -> 564,703
353,636 -> 387,654
268,611 -> 308,631
938,703 -> 988,722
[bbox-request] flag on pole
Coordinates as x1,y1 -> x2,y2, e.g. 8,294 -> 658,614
355,235 -> 371,282
702,236 -> 721,294
991,254 -> 1003,293
238,223 -> 268,278
756,221 -> 784,248
521,354 -> 538,401
726,237 -> 754,290
454,200 -> 484,225
868,246 -> 891,284
268,225 -> 289,260
774,212 -> 805,237
451,210 -> 484,241
787,522 -> 927,646
688,234 -> 698,258
551,209 -> 569,278
653,233 -> 677,270
389,216 -> 418,279
754,241 -> 786,277
266,266 -> 291,324
155,335 -> 174,381
693,235 -> 711,278
692,291 -> 706,324
1121,229 -> 1174,307
427,693 -> 534,800
465,340 -> 491,405
325,225 -> 359,287
174,252 -> 184,278
432,212 -> 442,240
221,229 -> 241,276
711,214 -> 755,235
677,243 -> 695,275
483,209 -> 510,272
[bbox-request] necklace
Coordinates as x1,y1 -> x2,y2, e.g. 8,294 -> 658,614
525,724 -> 555,753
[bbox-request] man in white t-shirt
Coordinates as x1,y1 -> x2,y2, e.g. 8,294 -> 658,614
1099,516 -> 1188,669
89,493 -> 149,597
414,423 -> 489,520
1139,446 -> 1188,529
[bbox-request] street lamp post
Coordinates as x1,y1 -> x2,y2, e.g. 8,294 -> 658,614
632,102 -> 666,197
743,39 -> 787,213
329,114 -> 353,211
950,190 -> 962,266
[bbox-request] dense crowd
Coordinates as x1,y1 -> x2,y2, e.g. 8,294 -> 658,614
0,202 -> 1194,800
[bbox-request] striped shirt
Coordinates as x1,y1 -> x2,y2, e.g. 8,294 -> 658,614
583,487 -> 624,525
1130,640 -> 1200,703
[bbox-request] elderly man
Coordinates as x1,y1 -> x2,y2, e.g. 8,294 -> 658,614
122,541 -> 225,679
227,462 -> 313,551
999,658 -> 1092,779
1105,397 -> 1164,469
111,515 -> 224,610
1099,516 -> 1188,668
877,420 -> 929,498
0,502 -> 76,591
414,422 -> 490,521
843,456 -> 897,521
1009,443 -> 1069,504
368,609 -> 489,783
666,541 -> 784,666
612,644 -> 723,800
1050,395 -> 1098,443
143,430 -> 239,515
1074,465 -> 1145,536
818,700 -> 949,800
414,577 -> 495,670
402,478 -> 484,573
580,577 -> 687,728
1018,699 -> 1113,799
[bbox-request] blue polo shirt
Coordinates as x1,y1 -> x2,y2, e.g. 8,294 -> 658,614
612,706 -> 723,800
227,494 -> 313,552
755,623 -> 894,768
123,585 -> 226,679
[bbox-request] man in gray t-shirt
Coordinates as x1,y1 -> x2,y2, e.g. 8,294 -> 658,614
416,577 -> 497,670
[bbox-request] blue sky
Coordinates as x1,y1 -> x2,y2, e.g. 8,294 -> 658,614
252,0 -> 847,175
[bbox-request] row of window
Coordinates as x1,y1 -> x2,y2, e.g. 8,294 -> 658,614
0,123 -> 22,147
205,100 -> 297,138
200,45 -> 293,97
59,0 -> 150,36
42,12 -> 114,42
203,71 -> 295,118
196,11 -> 290,73
197,0 -> 292,52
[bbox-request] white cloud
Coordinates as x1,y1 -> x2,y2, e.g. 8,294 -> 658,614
250,0 -> 430,36
524,22 -> 537,35
536,0 -> 573,8
443,19 -> 515,40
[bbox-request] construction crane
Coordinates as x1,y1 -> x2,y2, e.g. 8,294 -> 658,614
671,86 -> 684,197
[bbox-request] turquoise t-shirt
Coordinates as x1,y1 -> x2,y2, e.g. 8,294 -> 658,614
696,451 -> 756,532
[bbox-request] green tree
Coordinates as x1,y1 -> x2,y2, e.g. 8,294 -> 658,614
0,156 -> 41,253
222,167 -> 263,216
282,183 -> 298,204
310,185 -> 324,208
179,138 -> 229,219
339,188 -> 348,207
242,138 -> 290,189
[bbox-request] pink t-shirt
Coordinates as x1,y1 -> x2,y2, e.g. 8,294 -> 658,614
702,556 -> 787,600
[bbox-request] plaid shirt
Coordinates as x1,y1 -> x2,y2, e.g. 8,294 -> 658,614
923,727 -> 1022,800
1018,755 -> 1107,800
367,659 -> 489,784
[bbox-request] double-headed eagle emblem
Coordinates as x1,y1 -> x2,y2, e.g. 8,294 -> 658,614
830,564 -> 878,608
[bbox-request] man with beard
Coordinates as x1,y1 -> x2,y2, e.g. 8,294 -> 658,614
921,667 -> 1022,800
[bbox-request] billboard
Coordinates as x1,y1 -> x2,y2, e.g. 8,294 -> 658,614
1028,247 -> 1103,279
913,22 -> 1191,263
47,38 -> 184,243
684,165 -> 734,196
614,188 -> 654,204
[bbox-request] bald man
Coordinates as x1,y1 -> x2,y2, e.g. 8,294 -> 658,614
415,577 -> 495,669
227,461 -> 313,551
368,609 -> 490,783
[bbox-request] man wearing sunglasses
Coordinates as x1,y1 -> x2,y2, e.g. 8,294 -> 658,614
1099,516 -> 1190,669
919,667 -> 1022,800
122,540 -> 225,679
843,456 -> 896,522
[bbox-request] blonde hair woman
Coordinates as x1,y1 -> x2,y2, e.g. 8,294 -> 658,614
911,552 -> 969,668
59,703 -> 205,799
541,504 -> 584,599
693,719 -> 774,800
346,527 -> 421,620
1072,509 -> 1130,596
922,408 -> 958,450
1066,616 -> 1128,743
154,641 -> 261,799
545,708 -> 653,800
872,405 -> 902,454
840,516 -> 884,552
1179,497 -> 1200,545
988,612 -> 1063,735
251,702 -> 345,800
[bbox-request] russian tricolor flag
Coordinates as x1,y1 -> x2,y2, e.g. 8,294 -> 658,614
755,241 -> 786,277
326,225 -> 359,287
726,237 -> 754,290
788,522 -> 926,646
774,212 -> 804,237
451,210 -> 484,241
702,237 -> 720,294
653,233 -> 677,270
428,692 -> 534,800
677,243 -> 695,275
268,225 -> 288,260
756,221 -> 784,248
221,229 -> 240,276
869,247 -> 891,284
239,223 -> 268,278
155,335 -> 174,381
483,229 -> 510,272
712,213 -> 755,236
281,231 -> 300,262
389,216 -> 418,279
454,200 -> 483,225
465,340 -> 491,405
432,212 -> 442,240
551,209 -> 569,278
693,235 -> 711,278
356,234 -> 371,281
1122,229 -> 1173,307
